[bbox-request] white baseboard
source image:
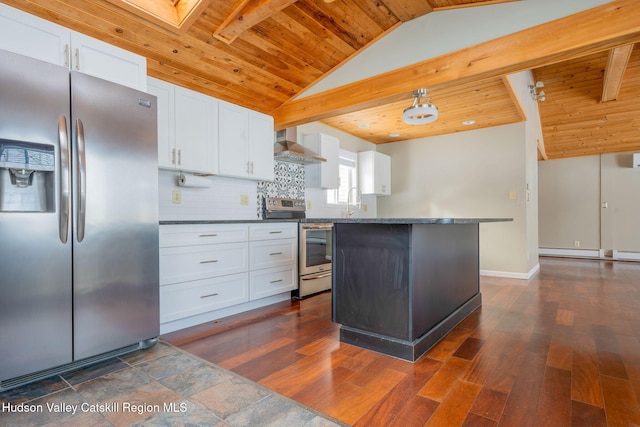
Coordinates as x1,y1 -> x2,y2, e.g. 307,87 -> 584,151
481,263 -> 539,280
539,248 -> 640,262
538,248 -> 601,258
613,250 -> 640,261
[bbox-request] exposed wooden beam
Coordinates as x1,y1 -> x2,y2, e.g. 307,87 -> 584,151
213,0 -> 298,44
272,0 -> 640,129
601,44 -> 634,102
537,139 -> 548,160
502,75 -> 527,122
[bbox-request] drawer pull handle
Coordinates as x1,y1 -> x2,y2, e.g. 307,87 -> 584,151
199,234 -> 218,237
200,260 -> 219,264
200,293 -> 219,299
270,252 -> 283,256
269,231 -> 283,234
270,279 -> 283,284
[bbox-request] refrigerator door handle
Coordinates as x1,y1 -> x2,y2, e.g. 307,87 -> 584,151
76,118 -> 87,243
58,115 -> 71,244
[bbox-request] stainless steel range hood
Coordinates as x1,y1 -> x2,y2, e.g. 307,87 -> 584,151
274,128 -> 326,164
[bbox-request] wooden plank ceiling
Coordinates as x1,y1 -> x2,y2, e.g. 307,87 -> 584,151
3,0 -> 640,160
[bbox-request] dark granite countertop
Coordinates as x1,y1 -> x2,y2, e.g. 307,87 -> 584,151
159,219 -> 299,225
160,218 -> 512,225
301,218 -> 513,224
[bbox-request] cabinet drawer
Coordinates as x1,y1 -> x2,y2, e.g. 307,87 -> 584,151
250,238 -> 296,270
160,224 -> 248,247
160,273 -> 249,323
160,242 -> 248,285
250,266 -> 297,300
249,222 -> 297,241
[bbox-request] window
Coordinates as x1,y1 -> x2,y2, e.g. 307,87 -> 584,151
327,150 -> 357,205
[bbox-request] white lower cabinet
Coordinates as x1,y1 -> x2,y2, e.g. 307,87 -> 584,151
159,222 -> 297,332
160,242 -> 249,286
250,266 -> 297,300
160,273 -> 249,323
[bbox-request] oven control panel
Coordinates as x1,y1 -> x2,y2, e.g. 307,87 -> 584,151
264,197 -> 305,212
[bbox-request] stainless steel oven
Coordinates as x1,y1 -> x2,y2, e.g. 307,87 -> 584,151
262,197 -> 333,299
297,222 -> 333,298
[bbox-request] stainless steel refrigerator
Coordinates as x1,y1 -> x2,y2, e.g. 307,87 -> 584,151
0,49 -> 159,389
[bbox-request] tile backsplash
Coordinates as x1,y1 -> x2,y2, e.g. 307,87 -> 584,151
256,161 -> 305,218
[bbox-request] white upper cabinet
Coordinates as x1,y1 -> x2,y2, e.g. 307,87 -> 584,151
175,86 -> 218,174
218,100 -> 274,181
69,33 -> 147,91
359,151 -> 391,195
0,3 -> 68,66
249,112 -> 275,181
148,77 -> 218,174
304,133 -> 340,189
0,3 -> 146,91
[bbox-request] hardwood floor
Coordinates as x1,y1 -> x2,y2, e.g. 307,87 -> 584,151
163,257 -> 640,426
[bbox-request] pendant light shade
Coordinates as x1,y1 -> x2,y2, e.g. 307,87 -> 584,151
403,88 -> 438,125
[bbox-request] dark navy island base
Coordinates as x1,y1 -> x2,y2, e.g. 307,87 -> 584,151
325,218 -> 511,362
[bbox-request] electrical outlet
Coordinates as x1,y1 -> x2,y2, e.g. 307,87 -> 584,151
574,240 -> 580,248
306,200 -> 312,210
172,190 -> 182,204
239,194 -> 249,206
509,191 -> 517,200
362,203 -> 368,212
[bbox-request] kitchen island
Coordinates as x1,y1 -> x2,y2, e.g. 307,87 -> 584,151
314,218 -> 511,361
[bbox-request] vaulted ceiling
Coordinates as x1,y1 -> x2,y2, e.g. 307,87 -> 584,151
3,0 -> 640,160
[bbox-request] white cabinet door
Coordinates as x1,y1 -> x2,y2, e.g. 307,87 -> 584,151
359,151 -> 391,195
174,86 -> 218,174
0,3 -> 69,67
250,239 -> 297,270
218,101 -> 250,177
250,266 -> 296,300
0,4 -> 146,92
304,133 -> 340,189
218,101 -> 274,181
70,33 -> 147,91
160,224 -> 249,247
160,273 -> 249,323
249,112 -> 274,181
147,77 -> 175,169
148,80 -> 218,174
160,242 -> 249,285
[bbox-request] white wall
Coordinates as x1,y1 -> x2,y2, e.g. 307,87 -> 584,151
508,71 -> 544,272
376,123 -> 531,276
538,156 -> 601,250
539,152 -> 640,256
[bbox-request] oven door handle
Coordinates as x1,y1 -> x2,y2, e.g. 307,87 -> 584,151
301,224 -> 334,231
301,272 -> 332,280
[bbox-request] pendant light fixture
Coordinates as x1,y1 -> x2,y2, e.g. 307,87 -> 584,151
403,88 -> 438,125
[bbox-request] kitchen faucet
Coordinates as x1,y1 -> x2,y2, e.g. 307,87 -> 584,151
346,186 -> 361,217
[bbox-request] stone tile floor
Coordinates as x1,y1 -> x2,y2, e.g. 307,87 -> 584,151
0,341 -> 346,427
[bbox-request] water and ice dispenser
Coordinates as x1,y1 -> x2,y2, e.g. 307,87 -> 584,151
0,139 -> 55,212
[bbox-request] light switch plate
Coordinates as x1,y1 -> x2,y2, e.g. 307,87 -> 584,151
240,194 -> 249,206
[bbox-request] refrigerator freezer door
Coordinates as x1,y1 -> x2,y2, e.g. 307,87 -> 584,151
70,71 -> 159,360
0,50 -> 73,380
